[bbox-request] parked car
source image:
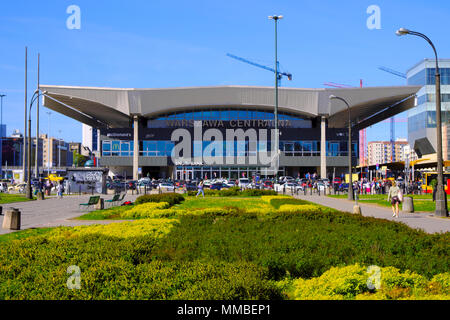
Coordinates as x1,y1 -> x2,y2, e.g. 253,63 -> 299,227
158,182 -> 175,191
224,180 -> 236,187
8,183 -> 27,193
184,183 -> 197,191
126,180 -> 137,190
0,182 -> 8,193
263,180 -> 273,189
210,182 -> 229,190
238,178 -> 250,189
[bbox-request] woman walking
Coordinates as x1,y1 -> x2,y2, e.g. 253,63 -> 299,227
196,180 -> 205,198
387,181 -> 402,218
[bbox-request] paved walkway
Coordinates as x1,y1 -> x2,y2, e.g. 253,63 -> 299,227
2,191 -> 449,235
0,192 -> 141,235
294,193 -> 450,234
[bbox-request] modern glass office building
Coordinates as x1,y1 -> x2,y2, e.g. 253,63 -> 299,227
40,85 -> 420,180
406,59 -> 450,158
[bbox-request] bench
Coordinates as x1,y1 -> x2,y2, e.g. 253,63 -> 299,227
104,194 -> 120,208
79,196 -> 100,211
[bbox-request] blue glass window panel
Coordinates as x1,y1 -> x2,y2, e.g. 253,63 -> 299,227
121,142 -> 129,151
228,110 -> 237,120
184,112 -> 194,120
102,141 -> 111,152
238,110 -> 247,119
211,111 -> 220,119
303,142 -> 312,151
167,113 -> 176,119
203,110 -> 211,119
193,111 -> 202,120
165,142 -> 174,156
407,69 -> 426,86
111,141 -> 120,156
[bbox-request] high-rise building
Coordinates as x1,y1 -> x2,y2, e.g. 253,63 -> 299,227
407,59 -> 450,160
82,124 -> 100,154
40,134 -> 74,168
367,139 -> 410,165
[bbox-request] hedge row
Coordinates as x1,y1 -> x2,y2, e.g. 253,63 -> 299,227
187,187 -> 277,197
151,211 -> 449,280
0,234 -> 280,300
134,193 -> 185,206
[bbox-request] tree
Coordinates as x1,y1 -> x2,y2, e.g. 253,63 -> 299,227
73,151 -> 88,167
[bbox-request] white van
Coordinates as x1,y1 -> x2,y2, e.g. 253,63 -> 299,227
238,178 -> 250,189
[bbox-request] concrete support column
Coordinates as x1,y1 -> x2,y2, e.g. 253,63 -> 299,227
320,116 -> 327,179
133,115 -> 139,181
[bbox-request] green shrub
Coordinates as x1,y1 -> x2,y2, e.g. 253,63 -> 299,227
151,211 -> 450,280
0,234 -> 281,300
134,193 -> 185,206
281,264 -> 450,300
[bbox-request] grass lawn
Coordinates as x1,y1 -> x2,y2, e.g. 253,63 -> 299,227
0,194 -> 35,204
327,193 -> 445,212
0,227 -> 53,243
76,196 -> 279,220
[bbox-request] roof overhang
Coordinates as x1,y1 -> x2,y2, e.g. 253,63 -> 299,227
39,85 -> 421,129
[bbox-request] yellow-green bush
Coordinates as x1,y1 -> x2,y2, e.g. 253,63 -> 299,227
282,264 -> 450,300
120,202 -> 171,219
261,195 -> 291,203
278,204 -> 321,214
47,218 -> 178,240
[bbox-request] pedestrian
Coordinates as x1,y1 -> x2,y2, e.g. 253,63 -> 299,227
196,180 -> 205,197
387,181 -> 402,218
57,181 -> 64,199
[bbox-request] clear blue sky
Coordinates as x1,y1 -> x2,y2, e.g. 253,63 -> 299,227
0,0 -> 449,143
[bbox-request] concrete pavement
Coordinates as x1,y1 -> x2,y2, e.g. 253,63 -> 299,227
294,193 -> 450,234
0,192 -> 140,235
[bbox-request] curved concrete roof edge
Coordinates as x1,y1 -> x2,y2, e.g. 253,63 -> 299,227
39,84 -> 422,128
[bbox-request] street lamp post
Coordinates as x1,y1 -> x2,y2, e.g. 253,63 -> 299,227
396,28 -> 448,217
330,95 -> 354,200
26,90 -> 47,199
269,15 -> 283,180
0,94 -> 5,180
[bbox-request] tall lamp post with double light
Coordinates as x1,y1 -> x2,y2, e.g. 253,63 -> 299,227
329,95 -> 354,200
0,94 -> 5,180
26,90 -> 47,199
396,28 -> 448,217
268,15 -> 283,181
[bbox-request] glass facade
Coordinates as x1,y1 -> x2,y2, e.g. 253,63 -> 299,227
102,139 -> 357,157
147,108 -> 313,129
407,68 -> 450,86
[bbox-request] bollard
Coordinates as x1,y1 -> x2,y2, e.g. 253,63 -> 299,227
304,187 -> 306,195
310,187 -> 312,195
0,205 -> 2,215
2,207 -> 21,230
79,185 -> 81,196
402,196 -> 414,213
94,198 -> 104,210
318,188 -> 320,196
